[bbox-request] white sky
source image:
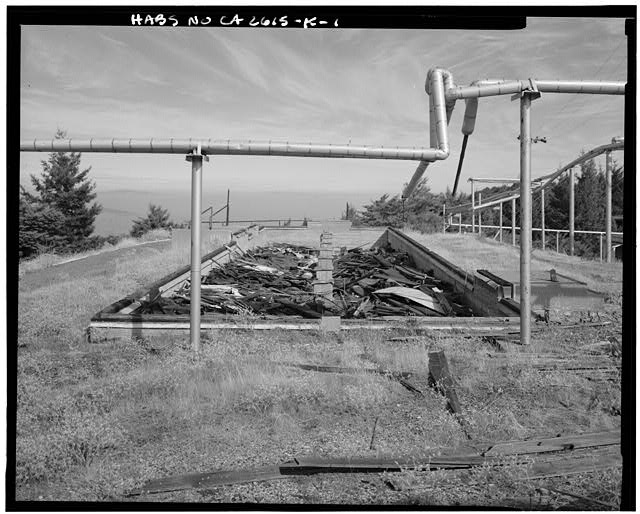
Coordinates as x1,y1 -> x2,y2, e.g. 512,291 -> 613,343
19,17 -> 627,197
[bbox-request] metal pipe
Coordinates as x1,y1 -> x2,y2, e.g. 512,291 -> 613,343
187,149 -> 205,353
20,138 -> 450,161
403,67 -> 456,198
556,231 -> 559,253
452,134 -> 468,196
600,233 -> 604,261
458,213 -> 462,234
447,79 -> 625,101
569,167 -> 575,256
540,188 -> 545,250
499,202 -> 503,243
511,198 -> 516,246
605,150 -> 612,263
519,93 -> 532,346
442,204 -> 446,233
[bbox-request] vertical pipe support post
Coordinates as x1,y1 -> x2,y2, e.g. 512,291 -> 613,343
186,145 -> 209,354
458,213 -> 462,233
511,198 -> 516,246
442,203 -> 446,233
226,189 -> 230,226
556,231 -> 559,253
518,90 -> 537,346
605,150 -> 612,263
499,201 -> 503,243
540,188 -> 546,250
569,167 -> 575,256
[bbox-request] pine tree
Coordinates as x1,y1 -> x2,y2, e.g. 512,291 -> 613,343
130,204 -> 173,237
24,129 -> 102,250
19,188 -> 68,258
575,158 -> 606,232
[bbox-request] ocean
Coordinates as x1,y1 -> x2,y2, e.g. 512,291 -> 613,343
93,189 -> 379,236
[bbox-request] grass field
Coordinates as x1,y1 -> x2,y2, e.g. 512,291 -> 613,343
14,229 -> 623,506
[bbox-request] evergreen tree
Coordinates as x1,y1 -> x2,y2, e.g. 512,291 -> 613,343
24,129 -> 102,250
575,158 -> 606,232
19,188 -> 68,258
130,204 -> 173,237
611,158 -> 624,220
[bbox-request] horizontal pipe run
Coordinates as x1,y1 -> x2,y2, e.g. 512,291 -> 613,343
19,138 -> 444,161
448,80 -> 626,100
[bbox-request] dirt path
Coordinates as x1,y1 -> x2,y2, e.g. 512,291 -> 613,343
18,240 -> 172,292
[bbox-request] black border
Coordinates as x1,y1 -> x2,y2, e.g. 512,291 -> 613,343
7,5 -> 637,512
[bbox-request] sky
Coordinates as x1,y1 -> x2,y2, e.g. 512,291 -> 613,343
19,16 -> 627,205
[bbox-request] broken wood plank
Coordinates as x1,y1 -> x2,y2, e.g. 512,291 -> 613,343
484,430 -> 620,456
130,465 -> 286,495
428,350 -> 472,439
280,454 -> 487,475
522,446 -> 621,480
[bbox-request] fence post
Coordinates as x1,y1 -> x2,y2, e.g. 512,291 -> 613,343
499,201 -> 503,243
478,193 -> 482,236
600,232 -> 604,261
442,203 -> 446,234
511,198 -> 516,246
471,180 -> 476,234
569,167 -> 575,256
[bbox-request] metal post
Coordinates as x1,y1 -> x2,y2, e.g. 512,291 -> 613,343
600,232 -> 604,261
569,167 -> 575,256
556,231 -> 559,253
226,189 -> 230,226
471,180 -> 476,233
458,213 -> 462,233
511,198 -> 516,246
519,93 -> 533,346
540,188 -> 545,250
605,151 -> 612,262
478,193 -> 482,236
442,203 -> 446,233
499,202 -> 503,243
186,146 -> 207,354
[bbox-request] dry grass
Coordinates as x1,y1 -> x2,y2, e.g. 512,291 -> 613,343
14,229 -> 622,505
19,228 -> 172,275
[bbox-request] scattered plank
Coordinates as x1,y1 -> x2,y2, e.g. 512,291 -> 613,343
484,430 -> 620,456
130,465 -> 286,495
428,350 -> 472,439
523,446 -> 621,480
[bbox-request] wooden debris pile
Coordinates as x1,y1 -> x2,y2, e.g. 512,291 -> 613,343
138,244 -> 473,318
332,247 -> 472,318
